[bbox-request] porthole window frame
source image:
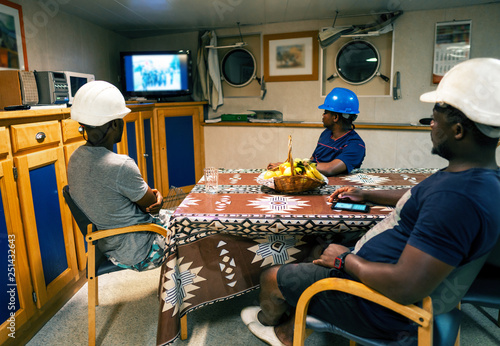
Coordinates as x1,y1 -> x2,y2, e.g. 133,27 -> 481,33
221,48 -> 257,88
335,40 -> 381,85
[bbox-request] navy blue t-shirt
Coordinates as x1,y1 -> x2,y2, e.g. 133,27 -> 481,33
311,129 -> 365,173
354,168 -> 500,266
351,168 -> 500,334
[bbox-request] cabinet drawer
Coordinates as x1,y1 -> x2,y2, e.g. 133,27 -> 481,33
61,119 -> 83,143
0,127 -> 9,156
10,121 -> 61,154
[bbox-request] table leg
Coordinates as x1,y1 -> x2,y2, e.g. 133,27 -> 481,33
180,314 -> 188,340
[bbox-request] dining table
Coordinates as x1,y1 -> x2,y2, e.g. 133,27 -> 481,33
155,167 -> 437,345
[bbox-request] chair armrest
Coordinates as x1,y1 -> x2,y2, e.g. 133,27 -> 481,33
85,223 -> 168,243
293,277 -> 433,346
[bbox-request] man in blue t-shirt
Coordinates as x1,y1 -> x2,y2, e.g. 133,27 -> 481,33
242,58 -> 500,345
268,88 -> 365,176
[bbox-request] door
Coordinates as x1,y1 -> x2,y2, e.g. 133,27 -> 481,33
14,147 -> 78,308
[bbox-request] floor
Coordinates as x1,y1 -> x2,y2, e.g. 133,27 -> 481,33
27,267 -> 500,345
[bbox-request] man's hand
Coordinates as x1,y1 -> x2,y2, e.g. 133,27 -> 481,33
328,186 -> 365,203
313,244 -> 350,268
146,189 -> 163,214
267,162 -> 282,170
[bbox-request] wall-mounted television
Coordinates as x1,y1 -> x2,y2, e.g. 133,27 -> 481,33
120,50 -> 193,101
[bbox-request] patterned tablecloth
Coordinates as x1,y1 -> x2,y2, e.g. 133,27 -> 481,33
156,168 -> 437,345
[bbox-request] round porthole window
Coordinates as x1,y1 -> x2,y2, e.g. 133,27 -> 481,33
221,48 -> 256,87
336,40 -> 380,85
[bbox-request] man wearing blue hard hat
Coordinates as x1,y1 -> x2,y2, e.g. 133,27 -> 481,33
268,87 -> 366,176
313,87 -> 366,175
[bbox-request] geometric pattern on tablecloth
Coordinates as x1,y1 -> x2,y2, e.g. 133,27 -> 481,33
248,234 -> 306,266
191,184 -> 423,195
247,195 -> 310,214
217,240 -> 238,287
171,214 -> 387,246
351,168 -> 439,174
341,173 -> 391,186
161,256 -> 206,316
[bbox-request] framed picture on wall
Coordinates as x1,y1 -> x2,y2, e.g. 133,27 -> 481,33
263,31 -> 318,82
0,0 -> 28,70
432,20 -> 471,84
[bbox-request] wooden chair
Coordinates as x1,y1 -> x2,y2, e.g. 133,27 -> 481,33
293,254 -> 490,346
62,185 -> 187,345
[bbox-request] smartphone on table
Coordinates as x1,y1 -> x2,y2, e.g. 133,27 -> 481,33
331,201 -> 370,213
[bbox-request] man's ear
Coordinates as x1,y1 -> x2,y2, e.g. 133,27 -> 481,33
453,122 -> 465,140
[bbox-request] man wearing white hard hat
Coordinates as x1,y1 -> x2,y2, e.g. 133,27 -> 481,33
242,58 -> 500,345
68,81 -> 167,271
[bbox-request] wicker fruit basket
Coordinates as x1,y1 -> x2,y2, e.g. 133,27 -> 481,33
260,136 -> 327,193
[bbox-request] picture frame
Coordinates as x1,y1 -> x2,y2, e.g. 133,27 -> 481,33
263,31 -> 318,82
432,20 -> 471,84
0,0 -> 28,70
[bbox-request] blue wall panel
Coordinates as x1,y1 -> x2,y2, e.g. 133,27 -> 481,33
0,193 -> 20,323
143,118 -> 155,188
126,122 -> 138,164
164,116 -> 196,187
30,164 -> 68,285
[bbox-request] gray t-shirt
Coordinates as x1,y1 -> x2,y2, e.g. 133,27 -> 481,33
68,146 -> 155,266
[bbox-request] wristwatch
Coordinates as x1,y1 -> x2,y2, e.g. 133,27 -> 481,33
333,251 -> 351,271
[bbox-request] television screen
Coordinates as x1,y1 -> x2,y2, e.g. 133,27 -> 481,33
120,50 -> 192,100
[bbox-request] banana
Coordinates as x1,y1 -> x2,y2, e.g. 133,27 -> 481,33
310,165 -> 324,181
304,165 -> 317,180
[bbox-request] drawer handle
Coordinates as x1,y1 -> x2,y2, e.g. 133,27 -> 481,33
78,126 -> 84,134
35,132 -> 46,142
143,153 -> 149,157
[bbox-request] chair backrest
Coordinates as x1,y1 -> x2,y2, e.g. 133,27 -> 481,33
486,238 -> 500,267
431,253 -> 489,315
62,185 -> 92,237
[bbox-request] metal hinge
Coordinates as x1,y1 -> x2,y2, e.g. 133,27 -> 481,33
13,167 -> 18,181
32,291 -> 37,303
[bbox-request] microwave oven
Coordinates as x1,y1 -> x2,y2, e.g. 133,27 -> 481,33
58,71 -> 95,104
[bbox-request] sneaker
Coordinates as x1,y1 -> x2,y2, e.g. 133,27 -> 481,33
247,321 -> 286,346
241,306 -> 261,326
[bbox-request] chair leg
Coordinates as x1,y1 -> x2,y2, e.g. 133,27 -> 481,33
88,240 -> 97,346
95,276 -> 99,306
88,275 -> 97,346
180,315 -> 188,340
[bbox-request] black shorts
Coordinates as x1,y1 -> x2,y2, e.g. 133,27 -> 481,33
277,263 -> 417,341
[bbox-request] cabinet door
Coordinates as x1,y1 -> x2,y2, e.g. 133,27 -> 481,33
63,141 -> 87,272
0,159 -> 35,344
117,111 -> 140,164
14,147 -> 78,308
140,110 -> 158,189
156,106 -> 204,194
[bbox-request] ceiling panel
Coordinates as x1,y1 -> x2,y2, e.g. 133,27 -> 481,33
56,0 -> 500,38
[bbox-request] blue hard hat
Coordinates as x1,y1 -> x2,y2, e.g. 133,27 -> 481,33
319,87 -> 359,114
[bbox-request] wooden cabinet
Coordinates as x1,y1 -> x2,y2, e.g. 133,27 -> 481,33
0,101 -> 206,344
118,106 -> 159,189
12,121 -> 78,309
0,128 -> 36,345
156,103 -> 205,194
61,119 -> 86,271
0,115 -> 85,345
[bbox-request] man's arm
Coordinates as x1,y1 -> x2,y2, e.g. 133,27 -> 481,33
314,243 -> 455,305
316,159 -> 347,176
136,187 -> 163,214
328,187 -> 409,207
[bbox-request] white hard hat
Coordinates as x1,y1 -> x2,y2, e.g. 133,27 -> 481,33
71,81 -> 130,127
420,58 -> 500,138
